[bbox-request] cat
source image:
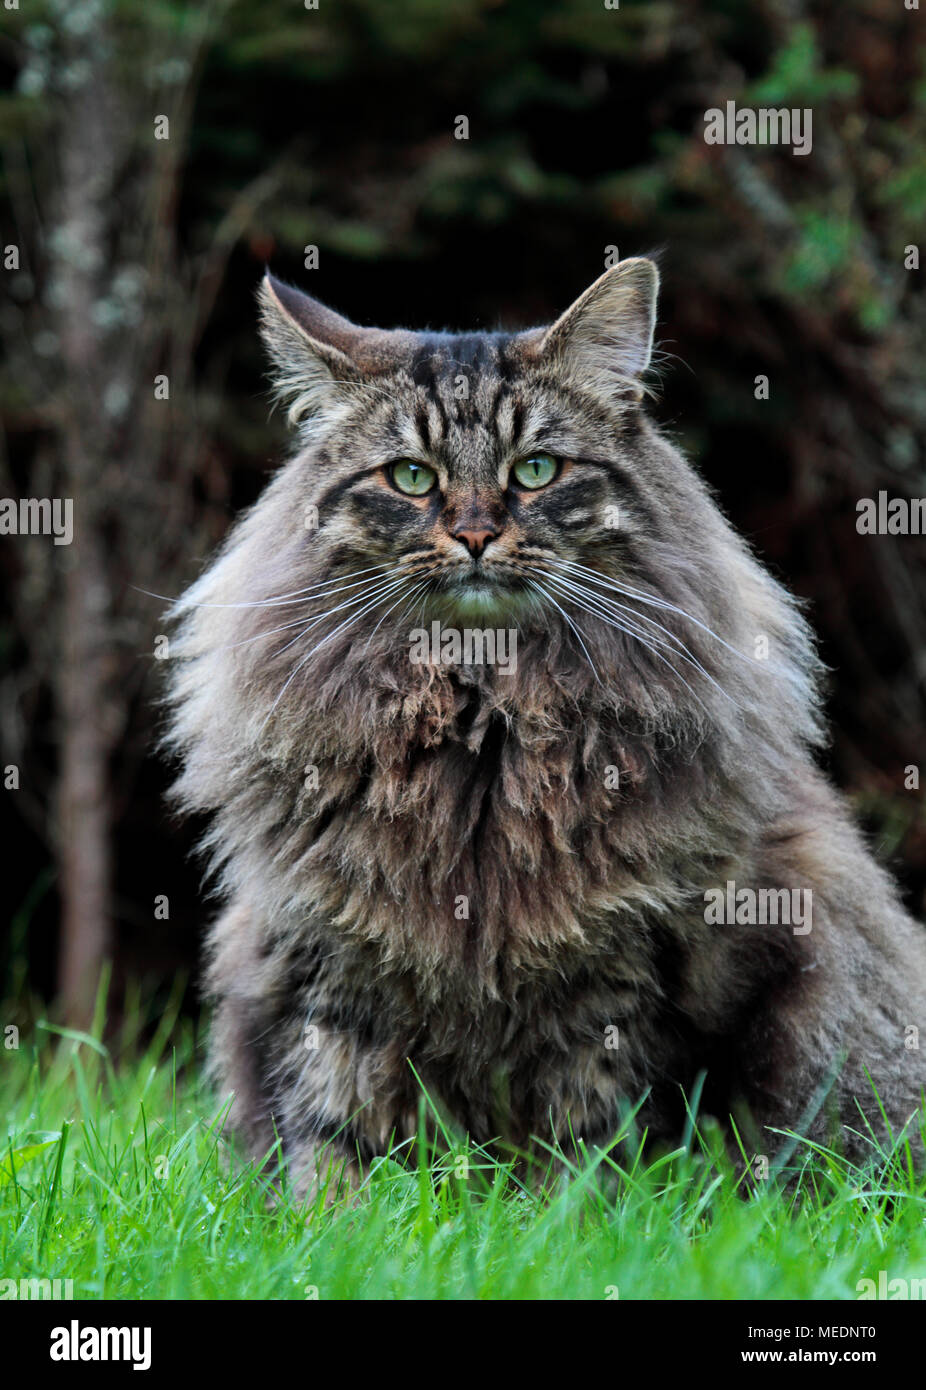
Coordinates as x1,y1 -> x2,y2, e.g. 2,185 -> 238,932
165,257 -> 926,1194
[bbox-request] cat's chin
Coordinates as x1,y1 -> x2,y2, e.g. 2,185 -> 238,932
434,579 -> 534,624
448,586 -> 511,616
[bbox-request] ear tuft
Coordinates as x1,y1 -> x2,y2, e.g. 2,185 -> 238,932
257,274 -> 417,433
540,257 -> 659,402
257,274 -> 360,430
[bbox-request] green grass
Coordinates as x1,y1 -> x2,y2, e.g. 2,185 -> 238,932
2,990 -> 925,1301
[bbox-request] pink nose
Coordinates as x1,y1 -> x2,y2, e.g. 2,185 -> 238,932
452,526 -> 497,558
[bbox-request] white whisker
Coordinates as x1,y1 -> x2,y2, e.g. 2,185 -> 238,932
361,576 -> 432,654
549,558 -> 756,666
260,576 -> 416,731
202,572 -> 406,654
134,562 -> 395,612
540,571 -> 733,705
524,578 -> 602,686
269,574 -> 410,661
535,571 -> 714,715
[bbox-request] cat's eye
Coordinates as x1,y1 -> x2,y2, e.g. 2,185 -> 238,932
511,453 -> 558,490
389,459 -> 437,496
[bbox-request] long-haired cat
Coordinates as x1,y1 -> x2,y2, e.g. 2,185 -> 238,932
166,258 -> 926,1192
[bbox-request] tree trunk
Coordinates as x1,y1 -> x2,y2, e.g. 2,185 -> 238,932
57,520 -> 113,1025
52,41 -> 122,1027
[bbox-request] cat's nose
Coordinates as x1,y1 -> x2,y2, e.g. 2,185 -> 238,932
452,525 -> 498,558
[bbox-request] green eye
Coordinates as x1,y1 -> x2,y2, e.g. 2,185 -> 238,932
390,459 -> 437,496
512,454 -> 558,490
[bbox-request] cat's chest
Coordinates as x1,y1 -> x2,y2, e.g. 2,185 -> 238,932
286,703 -> 659,987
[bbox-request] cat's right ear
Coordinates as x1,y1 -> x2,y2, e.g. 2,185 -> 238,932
259,273 -> 416,429
257,273 -> 365,428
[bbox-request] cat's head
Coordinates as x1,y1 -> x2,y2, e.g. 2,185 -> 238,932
168,261 -> 823,802
257,259 -> 662,629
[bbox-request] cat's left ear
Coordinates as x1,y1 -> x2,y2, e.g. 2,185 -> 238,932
536,258 -> 658,400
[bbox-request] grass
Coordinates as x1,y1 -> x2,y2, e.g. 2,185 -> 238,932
2,985 -> 925,1301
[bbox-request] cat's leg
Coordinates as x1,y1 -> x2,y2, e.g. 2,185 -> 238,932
204,897 -> 419,1199
732,792 -> 926,1167
203,898 -> 352,1198
739,934 -> 926,1167
204,898 -> 283,1166
267,1014 -> 419,1200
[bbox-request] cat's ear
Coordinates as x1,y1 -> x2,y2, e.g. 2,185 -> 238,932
257,273 -> 410,428
537,258 -> 659,400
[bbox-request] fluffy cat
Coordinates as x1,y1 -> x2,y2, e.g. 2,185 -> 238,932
166,258 -> 926,1192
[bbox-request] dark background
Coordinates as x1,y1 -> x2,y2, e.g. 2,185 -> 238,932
1,0 -> 924,1028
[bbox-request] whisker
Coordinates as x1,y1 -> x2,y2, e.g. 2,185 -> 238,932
549,559 -> 757,666
203,573 -> 406,654
269,574 -> 410,661
397,576 -> 433,630
260,577 -> 415,731
544,573 -> 687,657
536,572 -> 714,715
390,583 -> 428,642
361,576 -> 432,654
524,578 -> 602,686
253,566 -> 401,609
408,578 -> 434,635
540,571 -> 733,705
134,562 -> 395,612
